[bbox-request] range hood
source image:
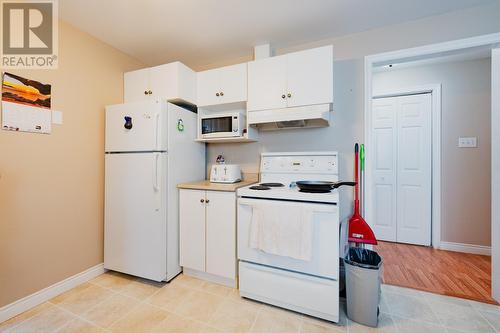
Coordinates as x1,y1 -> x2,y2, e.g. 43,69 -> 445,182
247,104 -> 332,130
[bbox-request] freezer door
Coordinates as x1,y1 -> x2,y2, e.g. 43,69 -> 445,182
105,100 -> 168,152
104,152 -> 167,281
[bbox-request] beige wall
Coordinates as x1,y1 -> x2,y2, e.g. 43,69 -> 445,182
373,58 -> 492,246
0,21 -> 143,307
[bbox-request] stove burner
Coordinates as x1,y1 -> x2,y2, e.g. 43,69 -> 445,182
259,182 -> 285,187
249,185 -> 271,190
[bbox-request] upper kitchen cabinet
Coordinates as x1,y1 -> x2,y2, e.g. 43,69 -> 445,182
247,45 -> 333,112
286,46 -> 333,108
247,55 -> 287,111
124,62 -> 196,105
123,67 -> 150,103
197,63 -> 247,108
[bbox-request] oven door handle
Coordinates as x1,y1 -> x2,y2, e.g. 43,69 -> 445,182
238,198 -> 257,207
238,198 -> 337,213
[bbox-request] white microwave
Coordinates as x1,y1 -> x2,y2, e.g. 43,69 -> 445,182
199,112 -> 245,139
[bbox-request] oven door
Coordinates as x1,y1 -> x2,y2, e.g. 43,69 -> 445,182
200,115 -> 240,138
237,197 -> 339,280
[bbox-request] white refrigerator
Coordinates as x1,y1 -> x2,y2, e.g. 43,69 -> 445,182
104,100 -> 205,282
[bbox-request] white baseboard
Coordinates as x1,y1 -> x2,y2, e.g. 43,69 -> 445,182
183,268 -> 236,288
0,263 -> 105,323
439,242 -> 491,256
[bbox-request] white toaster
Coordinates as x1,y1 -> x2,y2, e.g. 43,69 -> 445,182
210,164 -> 242,183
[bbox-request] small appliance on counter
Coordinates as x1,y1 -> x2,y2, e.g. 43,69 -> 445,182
210,164 -> 242,183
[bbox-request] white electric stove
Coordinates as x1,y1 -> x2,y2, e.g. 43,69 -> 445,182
237,152 -> 349,323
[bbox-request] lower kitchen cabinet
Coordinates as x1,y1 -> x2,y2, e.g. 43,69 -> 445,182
179,189 -> 236,284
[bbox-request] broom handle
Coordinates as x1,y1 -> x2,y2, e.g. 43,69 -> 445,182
354,143 -> 359,201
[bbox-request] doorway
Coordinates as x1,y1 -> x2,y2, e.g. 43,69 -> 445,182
371,93 -> 433,246
364,35 -> 500,303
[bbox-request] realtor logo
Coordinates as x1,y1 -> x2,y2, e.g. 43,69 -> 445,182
1,0 -> 58,69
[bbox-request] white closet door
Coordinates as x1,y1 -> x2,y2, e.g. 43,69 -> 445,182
396,94 -> 432,246
371,98 -> 398,242
371,94 -> 432,246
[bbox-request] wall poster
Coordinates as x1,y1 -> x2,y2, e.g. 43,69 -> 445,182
1,72 -> 52,134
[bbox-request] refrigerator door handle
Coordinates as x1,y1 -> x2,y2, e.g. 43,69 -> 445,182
155,113 -> 160,151
153,153 -> 160,192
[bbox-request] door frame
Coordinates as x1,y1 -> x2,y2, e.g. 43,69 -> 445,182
371,85 -> 441,247
492,48 -> 500,302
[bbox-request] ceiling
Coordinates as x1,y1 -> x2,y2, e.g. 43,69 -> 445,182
59,0 -> 498,69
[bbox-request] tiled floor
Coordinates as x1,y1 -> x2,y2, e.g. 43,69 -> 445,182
1,271 -> 500,333
375,241 -> 497,304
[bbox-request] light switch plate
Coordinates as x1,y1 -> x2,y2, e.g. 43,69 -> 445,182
52,110 -> 63,124
458,137 -> 477,148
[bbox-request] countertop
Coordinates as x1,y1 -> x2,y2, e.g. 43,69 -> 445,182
177,179 -> 258,192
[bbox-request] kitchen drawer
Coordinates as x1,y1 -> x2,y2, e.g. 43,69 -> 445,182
239,261 -> 339,322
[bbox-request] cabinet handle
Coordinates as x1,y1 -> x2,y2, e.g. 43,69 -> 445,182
206,199 -> 210,203
287,93 -> 292,98
200,199 -> 205,203
144,90 -> 148,95
281,94 -> 286,99
216,92 -> 220,97
148,90 -> 153,95
220,92 -> 224,96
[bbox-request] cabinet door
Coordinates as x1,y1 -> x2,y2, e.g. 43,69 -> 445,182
219,63 -> 247,105
124,68 -> 150,103
149,63 -> 177,100
247,55 -> 287,111
206,191 -> 236,279
197,68 -> 220,107
179,189 -> 206,272
286,46 -> 333,108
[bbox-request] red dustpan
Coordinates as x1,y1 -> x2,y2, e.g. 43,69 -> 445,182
349,144 -> 377,245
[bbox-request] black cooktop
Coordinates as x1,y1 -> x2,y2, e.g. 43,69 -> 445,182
259,182 -> 285,187
249,185 -> 271,190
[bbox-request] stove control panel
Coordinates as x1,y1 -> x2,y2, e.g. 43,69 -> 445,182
261,153 -> 338,174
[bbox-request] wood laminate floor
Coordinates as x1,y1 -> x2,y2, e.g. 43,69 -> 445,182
375,241 -> 498,304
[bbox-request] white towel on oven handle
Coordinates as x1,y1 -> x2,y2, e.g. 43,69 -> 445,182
249,202 -> 314,261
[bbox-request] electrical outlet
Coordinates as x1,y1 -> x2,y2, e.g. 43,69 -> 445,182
458,137 -> 478,148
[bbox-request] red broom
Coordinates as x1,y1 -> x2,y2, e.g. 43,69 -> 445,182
349,143 -> 377,245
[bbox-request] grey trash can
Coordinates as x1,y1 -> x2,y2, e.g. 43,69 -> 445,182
344,247 -> 382,327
